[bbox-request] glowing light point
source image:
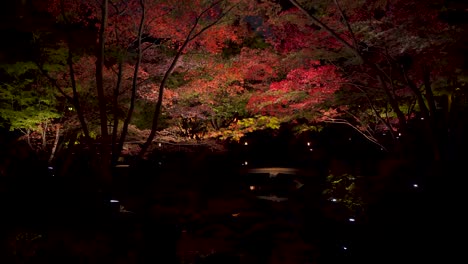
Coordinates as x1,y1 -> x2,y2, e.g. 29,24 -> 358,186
343,246 -> 348,250
307,142 -> 311,146
68,107 -> 73,111
244,161 -> 248,165
110,199 -> 119,203
413,184 -> 419,188
349,218 -> 355,222
309,148 -> 313,152
331,198 -> 337,202
398,132 -> 402,136
249,186 -> 255,191
244,142 -> 248,146
421,117 -> 425,120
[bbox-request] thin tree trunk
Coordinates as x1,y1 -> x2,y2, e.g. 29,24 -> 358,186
403,66 -> 441,160
422,66 -> 437,118
67,49 -> 91,140
95,0 -> 112,189
422,67 -> 441,160
111,60 -> 124,165
403,68 -> 430,120
96,0 -> 109,140
117,0 -> 146,163
376,73 -> 407,131
109,1 -> 128,165
42,122 -> 48,149
59,0 -> 91,140
26,129 -> 32,149
48,125 -> 61,164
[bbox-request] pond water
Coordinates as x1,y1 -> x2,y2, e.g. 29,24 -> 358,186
0,148 -> 456,264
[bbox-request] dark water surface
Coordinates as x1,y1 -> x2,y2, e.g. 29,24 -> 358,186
0,148 -> 463,264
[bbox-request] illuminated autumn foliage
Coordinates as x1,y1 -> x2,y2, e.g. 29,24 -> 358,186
247,61 -> 344,118
1,0 -> 465,161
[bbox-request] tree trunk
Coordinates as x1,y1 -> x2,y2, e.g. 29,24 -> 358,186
48,125 -> 61,164
42,122 -> 48,149
116,0 -> 146,164
111,60 -> 123,165
95,0 -> 112,189
59,0 -> 91,140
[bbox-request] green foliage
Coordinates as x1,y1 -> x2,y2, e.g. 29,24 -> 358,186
131,100 -> 157,130
166,72 -> 191,89
0,61 -> 39,77
243,34 -> 271,50
40,47 -> 69,73
291,123 -> 322,134
238,115 -> 281,130
0,62 -> 61,132
323,173 -> 365,215
212,115 -> 282,141
211,92 -> 249,127
131,100 -> 172,131
222,34 -> 270,59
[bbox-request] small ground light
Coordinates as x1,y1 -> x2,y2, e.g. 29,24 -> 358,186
413,184 -> 419,188
343,246 -> 348,250
349,218 -> 355,222
48,166 -> 55,176
249,186 -> 255,191
110,199 -> 119,203
244,142 -> 248,146
158,142 -> 162,147
309,148 -> 313,151
331,198 -> 337,202
244,161 -> 248,165
307,142 -> 311,146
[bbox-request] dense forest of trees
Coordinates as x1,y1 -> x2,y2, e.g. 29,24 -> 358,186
1,0 -> 467,182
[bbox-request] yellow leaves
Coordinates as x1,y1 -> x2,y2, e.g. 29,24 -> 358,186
211,115 -> 281,141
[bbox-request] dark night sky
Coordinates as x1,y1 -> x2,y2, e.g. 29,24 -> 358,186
0,0 -> 57,63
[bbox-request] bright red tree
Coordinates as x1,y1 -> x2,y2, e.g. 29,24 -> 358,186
253,0 -> 466,157
247,60 -> 344,118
